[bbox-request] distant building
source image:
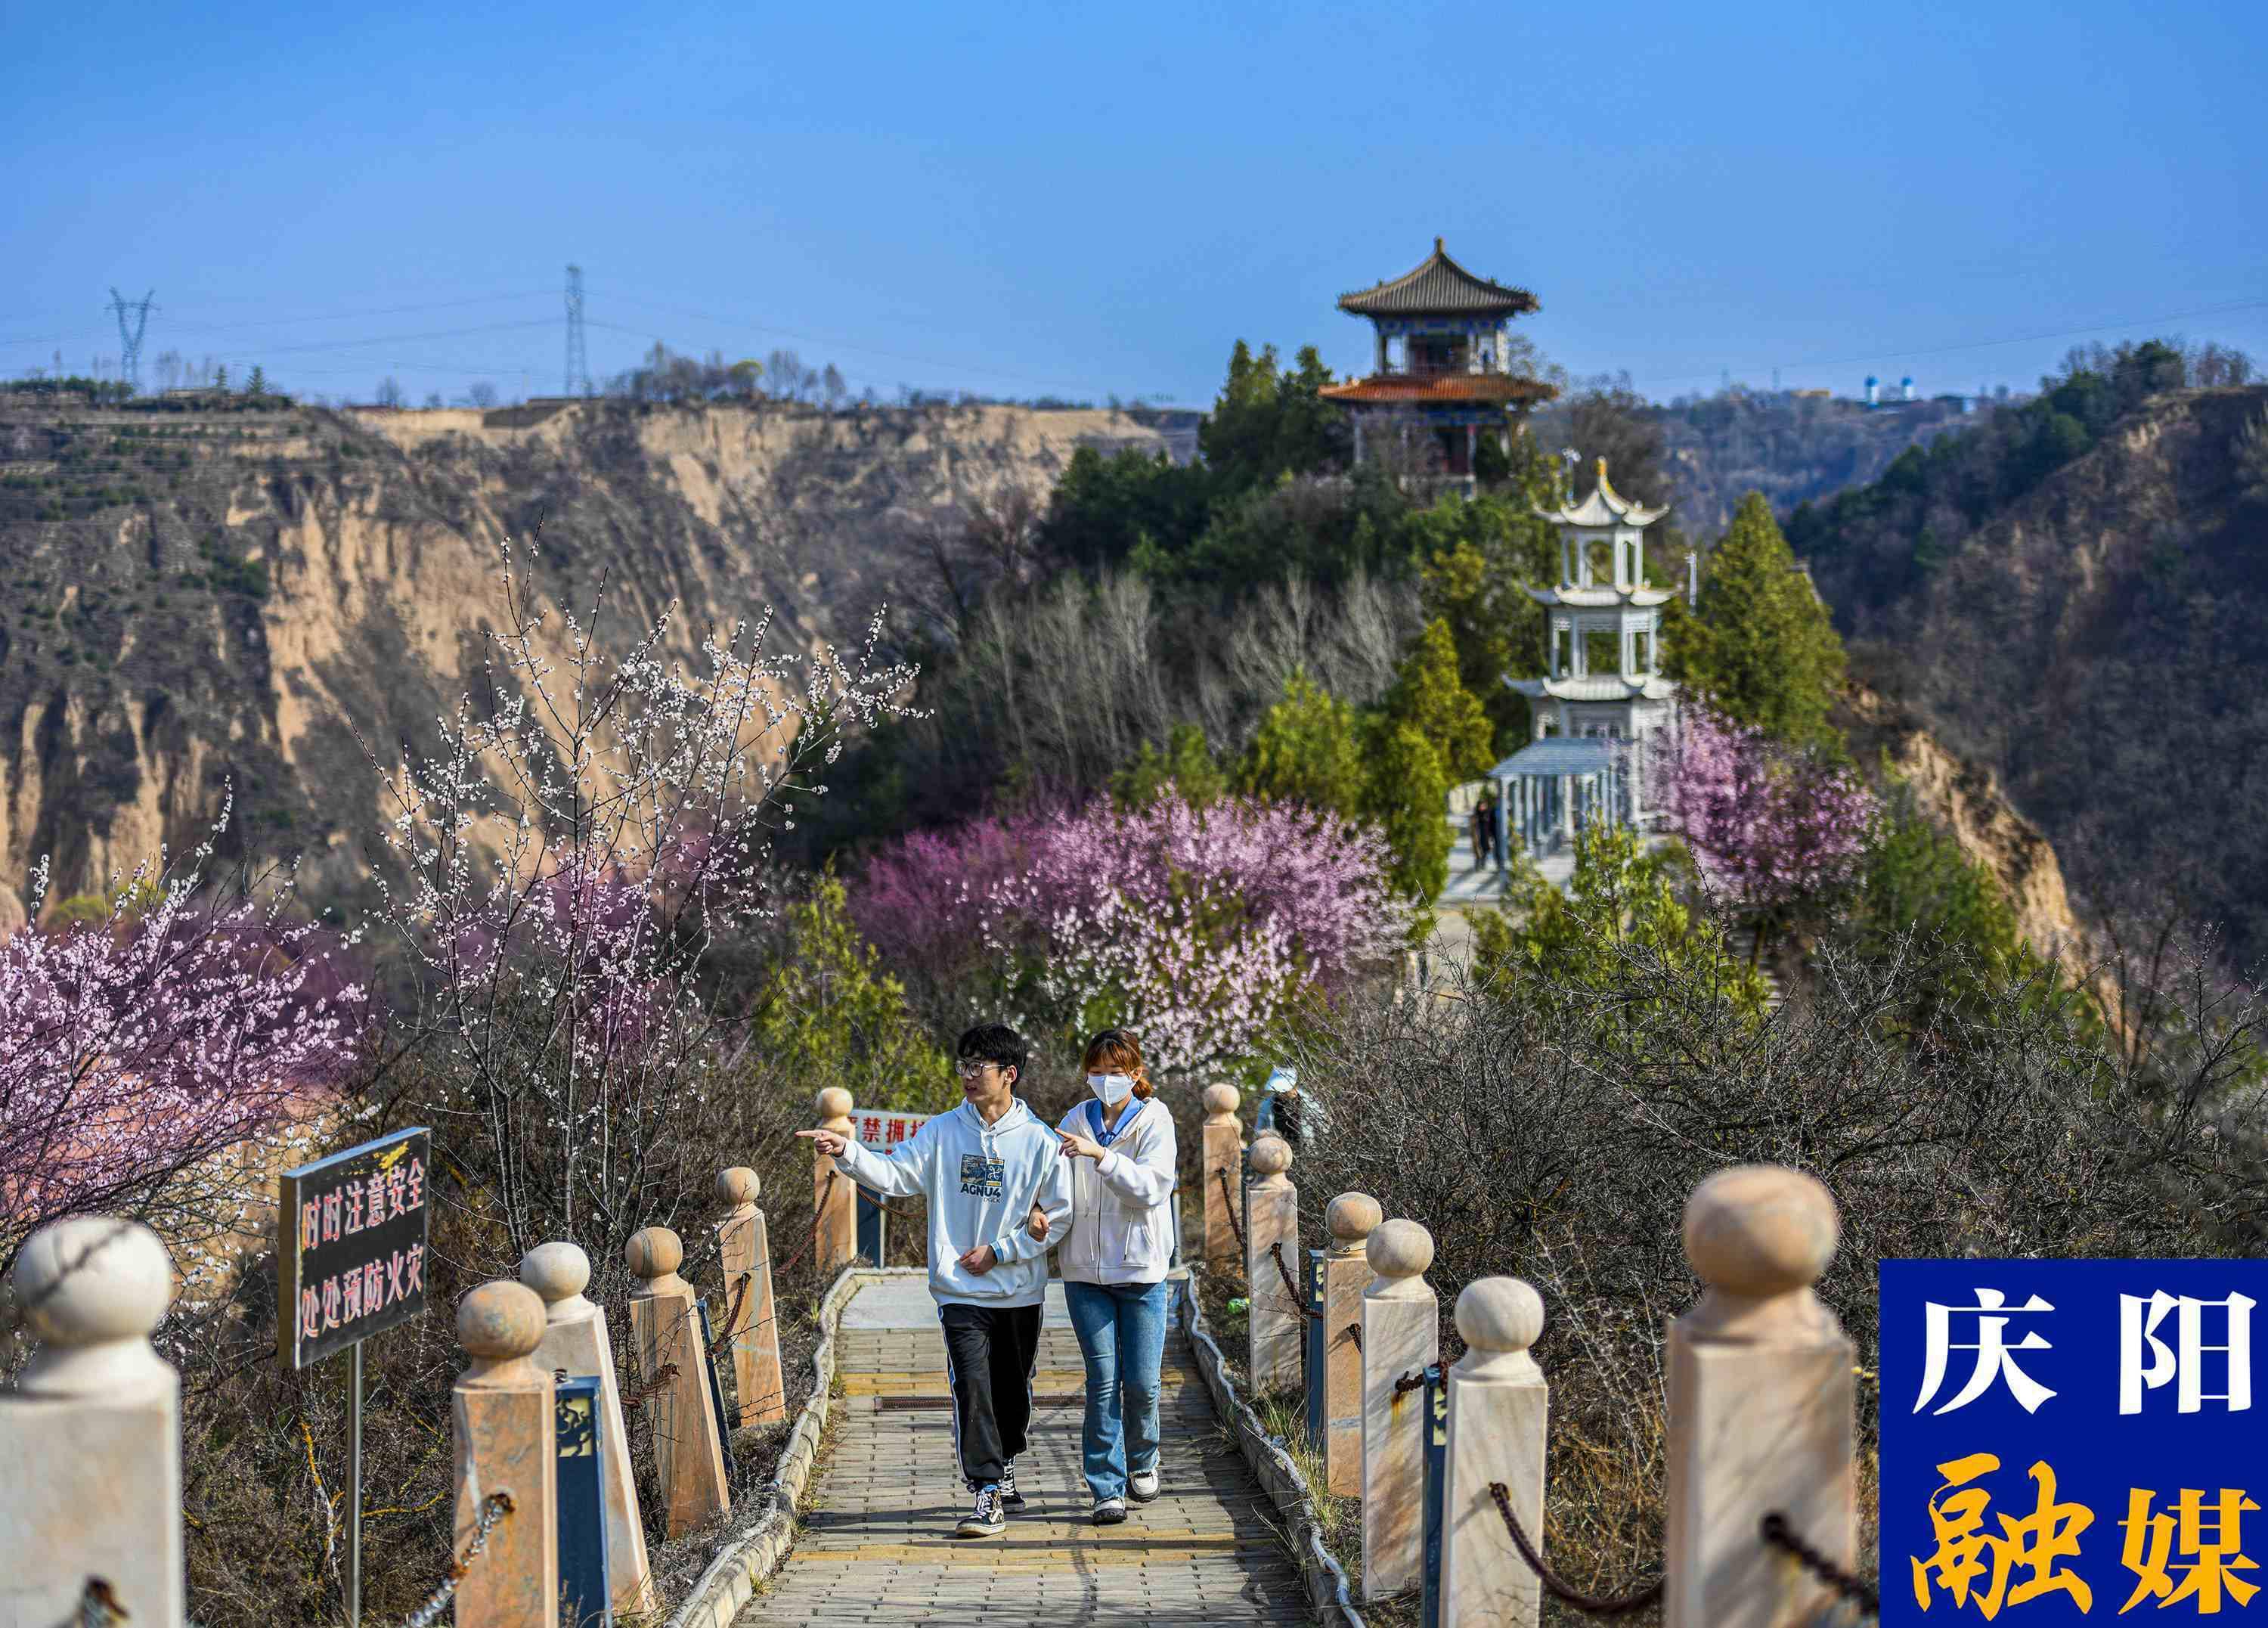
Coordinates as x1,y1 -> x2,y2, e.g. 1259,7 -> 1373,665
1319,237 -> 1557,492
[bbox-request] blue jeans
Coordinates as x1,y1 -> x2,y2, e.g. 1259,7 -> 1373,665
1064,1278 -> 1170,1502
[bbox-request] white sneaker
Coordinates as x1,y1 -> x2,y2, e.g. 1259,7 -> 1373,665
1129,1468 -> 1160,1502
1093,1496 -> 1129,1525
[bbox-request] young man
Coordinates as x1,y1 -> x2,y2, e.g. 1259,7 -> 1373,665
797,1023 -> 1070,1537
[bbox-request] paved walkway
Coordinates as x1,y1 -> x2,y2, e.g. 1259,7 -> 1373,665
742,1276 -> 1311,1626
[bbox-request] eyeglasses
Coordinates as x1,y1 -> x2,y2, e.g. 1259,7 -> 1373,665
954,1060 -> 1001,1080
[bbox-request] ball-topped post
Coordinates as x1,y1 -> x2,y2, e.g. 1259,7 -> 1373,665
1201,1082 -> 1245,1271
516,1239 -> 655,1612
1663,1165 -> 1854,1628
714,1163 -> 785,1428
1243,1131 -> 1301,1391
451,1278 -> 561,1627
812,1088 -> 858,1276
1360,1218 -> 1438,1599
624,1221 -> 730,1537
1,1217 -> 185,1626
1319,1192 -> 1383,1495
1443,1277 -> 1551,1626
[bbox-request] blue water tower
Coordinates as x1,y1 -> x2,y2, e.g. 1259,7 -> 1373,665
1864,374 -> 1880,406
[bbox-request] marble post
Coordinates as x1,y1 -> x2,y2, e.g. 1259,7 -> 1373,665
453,1282 -> 560,1628
1321,1192 -> 1380,1496
1360,1218 -> 1439,1601
1662,1165 -> 1854,1628
519,1242 -> 653,1617
0,1217 -> 183,1628
1243,1133 -> 1302,1394
626,1227 -> 731,1538
715,1167 -> 786,1428
812,1087 -> 857,1276
1200,1083 -> 1244,1273
1441,1278 -> 1548,1628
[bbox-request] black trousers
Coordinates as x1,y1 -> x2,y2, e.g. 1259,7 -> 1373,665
939,1301 -> 1044,1488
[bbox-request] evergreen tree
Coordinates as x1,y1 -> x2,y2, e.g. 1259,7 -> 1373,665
1113,721 -> 1230,811
1198,340 -> 1346,494
1665,492 -> 1848,747
1236,669 -> 1366,815
1358,718 -> 1452,905
1379,618 -> 1495,783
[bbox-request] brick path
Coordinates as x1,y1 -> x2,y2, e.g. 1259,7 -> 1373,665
742,1276 -> 1312,1626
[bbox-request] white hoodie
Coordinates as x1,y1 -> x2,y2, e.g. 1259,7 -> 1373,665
829,1098 -> 1071,1308
1054,1095 -> 1178,1287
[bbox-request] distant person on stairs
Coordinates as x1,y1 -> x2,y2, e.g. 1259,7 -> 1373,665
798,1023 -> 1070,1539
1471,790 -> 1498,867
1051,1028 -> 1179,1526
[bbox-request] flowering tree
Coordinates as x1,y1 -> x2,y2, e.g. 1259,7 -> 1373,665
0,796 -> 369,1276
855,794 -> 1407,1080
366,540 -> 916,1257
1653,704 -> 1878,928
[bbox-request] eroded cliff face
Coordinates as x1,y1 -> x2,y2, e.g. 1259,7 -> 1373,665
1838,681 -> 2090,972
0,398 -> 1166,921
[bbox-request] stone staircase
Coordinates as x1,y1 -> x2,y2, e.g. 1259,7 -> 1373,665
1724,923 -> 1786,1013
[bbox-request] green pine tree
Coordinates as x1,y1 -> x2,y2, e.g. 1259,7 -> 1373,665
1236,669 -> 1367,815
1664,492 -> 1848,747
1380,616 -> 1497,783
1358,718 -> 1452,905
1113,721 -> 1229,811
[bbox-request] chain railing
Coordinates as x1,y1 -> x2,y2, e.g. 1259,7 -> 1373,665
1393,1367 -> 1430,1397
1488,1482 -> 1664,1617
1761,1512 -> 1880,1618
389,1490 -> 516,1628
1340,1321 -> 1361,1353
1216,1168 -> 1247,1251
1266,1240 -> 1321,1319
703,1273 -> 752,1360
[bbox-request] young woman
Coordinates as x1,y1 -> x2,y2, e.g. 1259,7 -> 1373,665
1053,1028 -> 1178,1525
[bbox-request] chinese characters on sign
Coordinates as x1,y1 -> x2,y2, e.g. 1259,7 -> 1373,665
275,1128 -> 432,1369
1882,1261 -> 2263,1622
850,1111 -> 930,1151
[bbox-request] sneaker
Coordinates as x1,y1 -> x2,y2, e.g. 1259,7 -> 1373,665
1092,1496 -> 1128,1525
1129,1468 -> 1160,1502
1000,1462 -> 1024,1509
957,1484 -> 1006,1537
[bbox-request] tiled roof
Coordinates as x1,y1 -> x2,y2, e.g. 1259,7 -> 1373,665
1535,459 -> 1669,527
1337,239 -> 1540,318
1318,374 -> 1558,405
1489,738 -> 1619,779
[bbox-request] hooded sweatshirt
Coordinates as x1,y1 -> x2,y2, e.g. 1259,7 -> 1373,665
1054,1095 -> 1178,1287
829,1097 -> 1072,1308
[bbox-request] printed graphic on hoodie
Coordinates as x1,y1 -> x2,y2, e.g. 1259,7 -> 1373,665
959,1153 -> 1005,1200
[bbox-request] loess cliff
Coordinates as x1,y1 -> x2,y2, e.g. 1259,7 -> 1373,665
0,396 -> 1170,926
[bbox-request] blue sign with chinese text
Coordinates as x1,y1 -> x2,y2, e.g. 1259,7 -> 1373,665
1882,1260 -> 2264,1622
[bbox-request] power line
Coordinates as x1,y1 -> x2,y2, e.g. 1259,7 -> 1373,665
0,290 -> 555,349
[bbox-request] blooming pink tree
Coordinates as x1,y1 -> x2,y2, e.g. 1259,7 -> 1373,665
0,795 -> 369,1275
855,794 -> 1407,1080
1653,705 -> 1878,925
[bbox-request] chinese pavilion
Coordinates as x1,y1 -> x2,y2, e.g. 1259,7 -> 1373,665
1486,459 -> 1678,862
1319,237 -> 1557,485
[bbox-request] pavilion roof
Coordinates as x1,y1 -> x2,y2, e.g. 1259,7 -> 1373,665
1489,737 -> 1619,780
1337,239 -> 1540,319
1318,374 -> 1557,405
1535,458 -> 1669,528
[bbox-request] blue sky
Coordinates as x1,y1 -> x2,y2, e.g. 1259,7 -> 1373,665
6,0 -> 2264,408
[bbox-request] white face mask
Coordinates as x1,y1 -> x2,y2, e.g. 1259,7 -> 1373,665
1087,1072 -> 1134,1106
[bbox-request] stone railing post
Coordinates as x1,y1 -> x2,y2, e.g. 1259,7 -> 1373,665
1662,1164 -> 1853,1628
1200,1082 -> 1244,1271
0,1217 -> 183,1628
1321,1192 -> 1381,1496
519,1242 -> 654,1616
1441,1276 -> 1548,1628
715,1167 -> 786,1428
813,1087 -> 858,1276
1361,1217 -> 1439,1601
1244,1132 -> 1302,1393
626,1226 -> 731,1538
452,1282 -> 559,1628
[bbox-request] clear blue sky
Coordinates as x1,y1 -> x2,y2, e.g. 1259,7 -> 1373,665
8,0 -> 2264,408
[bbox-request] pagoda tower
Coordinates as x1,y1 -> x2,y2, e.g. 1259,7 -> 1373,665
1488,459 -> 1678,861
1320,238 -> 1557,488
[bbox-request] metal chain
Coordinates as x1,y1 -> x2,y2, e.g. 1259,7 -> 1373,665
774,1169 -> 837,1278
1216,1168 -> 1247,1251
1489,1483 -> 1664,1617
1761,1513 -> 1880,1617
705,1273 -> 752,1360
1266,1241 -> 1322,1320
1393,1367 -> 1429,1397
1340,1322 -> 1361,1354
619,1361 -> 681,1411
391,1490 -> 516,1628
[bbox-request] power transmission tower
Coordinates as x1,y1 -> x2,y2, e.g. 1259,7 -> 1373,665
564,265 -> 590,396
107,288 -> 156,393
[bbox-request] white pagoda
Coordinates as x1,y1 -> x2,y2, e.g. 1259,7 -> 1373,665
1488,459 -> 1679,863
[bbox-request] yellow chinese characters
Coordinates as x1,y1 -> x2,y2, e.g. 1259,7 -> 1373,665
1913,1455 -> 2263,1615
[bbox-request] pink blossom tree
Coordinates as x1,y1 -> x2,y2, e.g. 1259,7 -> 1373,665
1653,704 -> 1878,935
0,794 -> 370,1276
854,794 -> 1407,1081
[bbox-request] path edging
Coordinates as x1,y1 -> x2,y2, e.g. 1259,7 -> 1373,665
665,1264 -> 912,1628
1176,1270 -> 1367,1628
